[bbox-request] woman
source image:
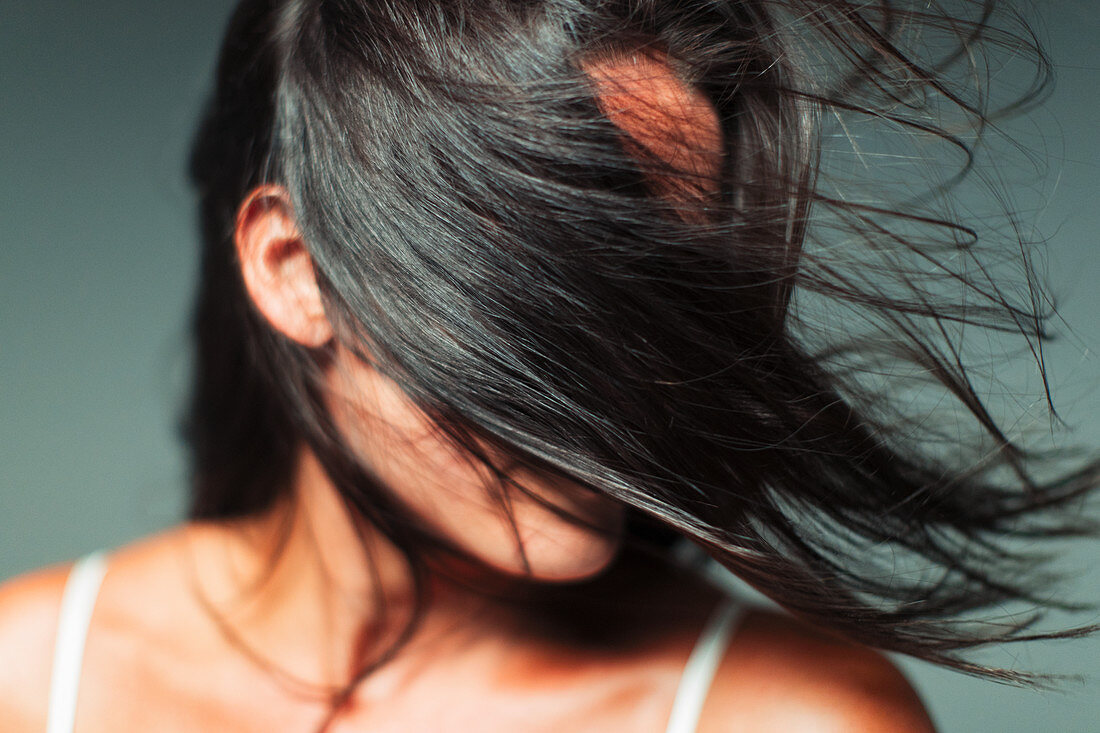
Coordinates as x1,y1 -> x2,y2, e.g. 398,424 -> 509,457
1,0 -> 1096,730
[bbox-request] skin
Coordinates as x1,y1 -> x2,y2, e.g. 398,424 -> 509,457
0,526 -> 936,732
0,50 -> 936,732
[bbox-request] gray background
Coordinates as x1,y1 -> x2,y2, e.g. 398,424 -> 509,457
1,2 -> 1097,730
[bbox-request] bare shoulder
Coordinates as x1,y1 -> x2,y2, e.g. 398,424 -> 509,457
699,608 -> 936,733
0,560 -> 74,730
0,525 -> 206,731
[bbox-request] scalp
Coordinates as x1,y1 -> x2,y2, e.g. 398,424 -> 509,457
581,47 -> 724,202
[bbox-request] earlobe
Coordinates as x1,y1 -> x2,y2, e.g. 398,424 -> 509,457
234,185 -> 333,348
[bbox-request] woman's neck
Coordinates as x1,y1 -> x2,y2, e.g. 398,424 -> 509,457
186,446 -> 512,693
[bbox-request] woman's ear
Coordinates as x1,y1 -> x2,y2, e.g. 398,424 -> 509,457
234,185 -> 333,348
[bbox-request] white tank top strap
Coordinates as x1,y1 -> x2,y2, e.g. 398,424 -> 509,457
663,598 -> 744,733
47,551 -> 108,733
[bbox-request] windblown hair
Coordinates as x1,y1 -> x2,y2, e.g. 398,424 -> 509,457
185,0 -> 1099,692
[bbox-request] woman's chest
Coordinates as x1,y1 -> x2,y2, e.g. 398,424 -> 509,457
324,666 -> 679,733
75,634 -> 686,733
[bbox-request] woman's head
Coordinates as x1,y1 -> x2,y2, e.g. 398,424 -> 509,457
186,0 -> 1100,682
227,47 -> 732,584
229,182 -> 627,581
186,0 -> 796,580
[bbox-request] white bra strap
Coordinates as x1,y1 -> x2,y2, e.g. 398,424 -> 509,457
664,599 -> 744,733
47,551 -> 108,733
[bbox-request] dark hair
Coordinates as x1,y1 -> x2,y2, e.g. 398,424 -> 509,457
185,0 -> 1099,694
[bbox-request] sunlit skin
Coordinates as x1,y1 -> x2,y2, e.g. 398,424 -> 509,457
0,51 -> 935,733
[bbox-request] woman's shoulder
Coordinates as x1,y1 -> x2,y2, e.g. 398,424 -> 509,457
695,606 -> 936,733
0,525 -> 214,730
571,558 -> 935,732
0,558 -> 74,729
